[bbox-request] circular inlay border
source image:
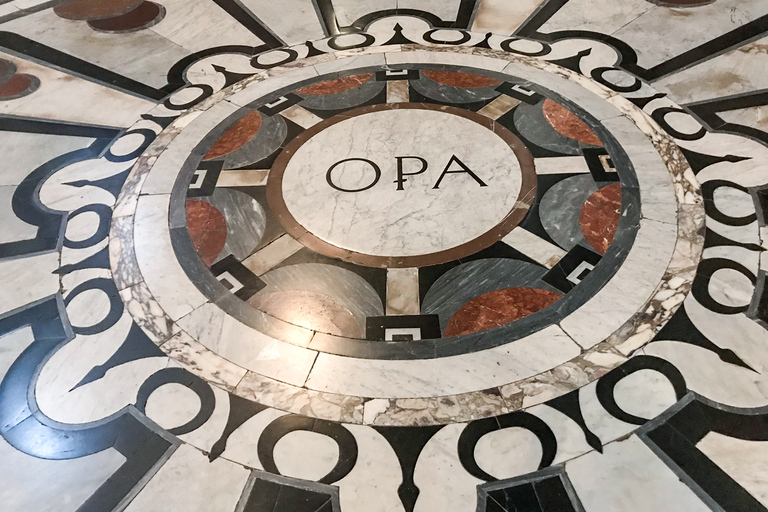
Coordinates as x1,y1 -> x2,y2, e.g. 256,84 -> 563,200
267,102 -> 537,268
110,44 -> 705,424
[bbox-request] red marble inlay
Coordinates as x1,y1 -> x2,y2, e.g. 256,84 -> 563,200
297,73 -> 374,96
186,199 -> 227,266
0,74 -> 33,98
54,0 -> 144,20
542,99 -> 603,146
422,70 -> 502,88
444,287 -> 563,337
203,110 -> 262,161
88,1 -> 163,32
580,183 -> 622,255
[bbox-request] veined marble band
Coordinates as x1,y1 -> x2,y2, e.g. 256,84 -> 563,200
110,44 -> 705,424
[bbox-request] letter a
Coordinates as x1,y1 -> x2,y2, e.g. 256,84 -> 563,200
432,155 -> 488,189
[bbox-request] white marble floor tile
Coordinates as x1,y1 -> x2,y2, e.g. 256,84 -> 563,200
133,194 -> 209,320
697,433 -> 768,507
238,0 -> 325,45
305,325 -> 580,398
0,436 -> 125,512
335,425 -> 404,512
124,444 -> 249,512
471,0 -> 542,34
0,251 -> 59,316
566,435 -> 711,512
2,9 -> 191,88
413,423 -> 482,512
149,0 -> 264,52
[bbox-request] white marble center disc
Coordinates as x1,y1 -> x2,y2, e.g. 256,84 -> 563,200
279,107 -> 524,258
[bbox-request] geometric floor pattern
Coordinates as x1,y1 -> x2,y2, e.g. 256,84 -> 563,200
2,1 -> 768,511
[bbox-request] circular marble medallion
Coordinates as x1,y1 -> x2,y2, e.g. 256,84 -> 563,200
112,46 -> 704,422
269,103 -> 535,267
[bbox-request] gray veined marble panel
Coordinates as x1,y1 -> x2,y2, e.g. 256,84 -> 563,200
410,74 -> 500,105
197,188 -> 267,263
250,262 -> 384,338
298,75 -> 385,111
513,101 -> 583,155
538,174 -> 598,250
221,112 -> 288,169
421,258 -> 556,330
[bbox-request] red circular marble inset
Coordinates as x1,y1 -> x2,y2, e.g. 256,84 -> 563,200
204,110 -> 263,161
444,287 -> 563,337
542,99 -> 603,146
422,70 -> 502,88
297,73 -> 373,95
54,0 -> 144,20
87,1 -> 164,32
0,74 -> 33,99
580,183 -> 622,255
186,199 -> 227,266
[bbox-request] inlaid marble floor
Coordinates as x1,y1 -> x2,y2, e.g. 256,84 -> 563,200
1,1 -> 768,511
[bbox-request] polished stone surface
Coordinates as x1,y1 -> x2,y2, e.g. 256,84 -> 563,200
2,2 -> 768,512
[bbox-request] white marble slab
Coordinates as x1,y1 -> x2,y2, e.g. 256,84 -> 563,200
2,9 -> 190,88
0,250 -> 59,316
613,0 -> 768,69
242,233 -> 304,275
566,435 -> 712,512
559,218 -> 677,349
0,186 -> 37,243
304,325 -> 580,398
124,444 -> 249,512
655,36 -> 768,105
539,0 -> 654,35
335,425 -> 405,512
133,194 -> 208,320
534,156 -> 591,175
238,0 -> 325,45
0,436 -> 125,512
0,50 -> 154,127
0,132 -> 94,187
149,0 -> 264,53
386,267 -> 420,315
471,0 -> 542,34
176,302 -> 317,386
698,433 -> 768,507
413,424 -> 482,512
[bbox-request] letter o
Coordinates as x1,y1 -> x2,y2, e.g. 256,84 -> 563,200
325,158 -> 381,192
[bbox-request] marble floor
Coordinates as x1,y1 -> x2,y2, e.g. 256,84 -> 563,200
1,1 -> 768,511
